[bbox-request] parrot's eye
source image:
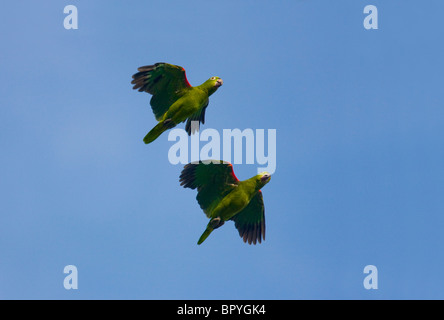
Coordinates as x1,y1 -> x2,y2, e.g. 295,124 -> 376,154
210,76 -> 216,80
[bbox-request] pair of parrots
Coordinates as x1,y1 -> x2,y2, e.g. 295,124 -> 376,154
132,63 -> 271,245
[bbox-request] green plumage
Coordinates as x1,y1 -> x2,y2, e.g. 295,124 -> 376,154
131,63 -> 223,144
179,160 -> 271,245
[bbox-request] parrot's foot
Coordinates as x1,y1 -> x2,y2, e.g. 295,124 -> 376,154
210,217 -> 224,229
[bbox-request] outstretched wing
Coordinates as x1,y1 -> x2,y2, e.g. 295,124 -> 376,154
179,160 -> 239,217
230,191 -> 265,245
131,62 -> 192,120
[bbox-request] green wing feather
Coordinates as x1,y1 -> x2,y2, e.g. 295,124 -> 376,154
179,160 -> 239,218
185,101 -> 208,135
131,62 -> 192,120
230,191 -> 266,244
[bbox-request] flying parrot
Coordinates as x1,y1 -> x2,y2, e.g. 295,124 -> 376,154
179,160 -> 271,245
131,62 -> 223,144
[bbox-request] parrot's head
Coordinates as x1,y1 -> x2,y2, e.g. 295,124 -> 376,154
257,172 -> 271,188
205,76 -> 223,95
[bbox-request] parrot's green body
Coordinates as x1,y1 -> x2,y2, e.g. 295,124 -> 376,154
131,63 -> 223,144
180,160 -> 271,245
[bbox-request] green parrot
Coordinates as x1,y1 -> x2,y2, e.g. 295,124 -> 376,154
179,160 -> 271,245
131,62 -> 223,144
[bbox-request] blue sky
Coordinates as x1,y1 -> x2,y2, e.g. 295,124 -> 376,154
1,0 -> 443,299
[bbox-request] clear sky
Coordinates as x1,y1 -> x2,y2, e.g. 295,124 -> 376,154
1,0 -> 443,299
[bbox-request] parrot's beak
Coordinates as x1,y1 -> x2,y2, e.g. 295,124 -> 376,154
260,174 -> 271,183
215,78 -> 223,88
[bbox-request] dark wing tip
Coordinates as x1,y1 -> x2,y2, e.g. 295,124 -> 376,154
239,222 -> 265,245
235,205 -> 266,245
137,62 -> 164,72
137,62 -> 168,72
137,65 -> 155,72
179,163 -> 198,189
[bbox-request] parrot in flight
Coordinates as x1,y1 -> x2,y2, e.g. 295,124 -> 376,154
131,62 -> 223,144
179,160 -> 271,245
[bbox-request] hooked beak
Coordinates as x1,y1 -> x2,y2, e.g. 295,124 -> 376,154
261,175 -> 271,183
215,78 -> 223,88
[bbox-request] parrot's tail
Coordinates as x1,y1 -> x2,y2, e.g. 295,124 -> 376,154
197,218 -> 224,245
197,226 -> 214,245
143,120 -> 172,144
